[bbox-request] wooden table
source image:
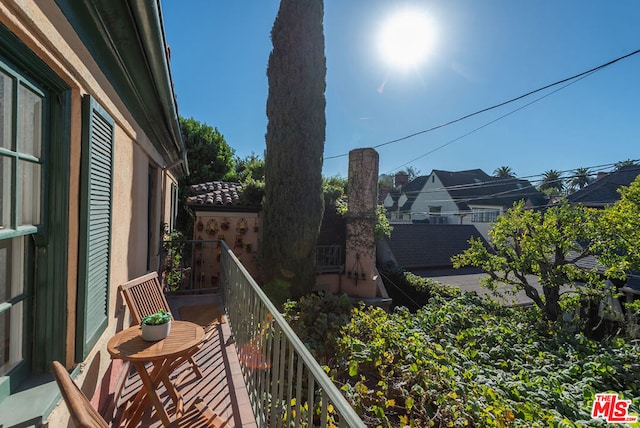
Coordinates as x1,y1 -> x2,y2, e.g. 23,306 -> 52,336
107,320 -> 205,427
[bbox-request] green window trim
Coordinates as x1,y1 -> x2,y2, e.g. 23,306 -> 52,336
76,95 -> 114,361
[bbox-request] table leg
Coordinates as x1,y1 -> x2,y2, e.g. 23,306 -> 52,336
133,361 -> 172,426
156,361 -> 185,417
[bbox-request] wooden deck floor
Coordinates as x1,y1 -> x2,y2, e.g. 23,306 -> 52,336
114,295 -> 257,427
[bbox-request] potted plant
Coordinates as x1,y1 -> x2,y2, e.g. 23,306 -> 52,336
141,309 -> 172,341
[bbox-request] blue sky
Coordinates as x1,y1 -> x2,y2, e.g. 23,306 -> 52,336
161,1 -> 639,183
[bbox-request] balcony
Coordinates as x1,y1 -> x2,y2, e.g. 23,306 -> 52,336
114,240 -> 364,427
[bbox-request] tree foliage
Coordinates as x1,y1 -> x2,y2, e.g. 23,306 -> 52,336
539,169 -> 565,195
614,159 -> 637,171
261,0 -> 327,299
174,117 -> 236,234
568,167 -> 593,192
179,116 -> 235,185
331,287 -> 640,427
453,201 -> 605,322
403,166 -> 421,182
235,152 -> 265,183
280,273 -> 640,426
494,165 -> 516,178
453,177 -> 640,324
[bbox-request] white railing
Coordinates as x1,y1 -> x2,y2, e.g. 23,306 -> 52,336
220,241 -> 365,428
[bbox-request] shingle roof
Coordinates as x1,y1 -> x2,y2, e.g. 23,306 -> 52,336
398,176 -> 429,212
433,169 -> 544,211
386,224 -> 491,269
186,181 -> 245,208
567,165 -> 640,207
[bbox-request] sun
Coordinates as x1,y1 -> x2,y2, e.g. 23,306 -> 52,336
377,8 -> 436,70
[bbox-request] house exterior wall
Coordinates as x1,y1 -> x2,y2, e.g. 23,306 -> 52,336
410,174 -> 459,223
0,2 -> 181,424
462,204 -> 503,241
193,211 -> 261,286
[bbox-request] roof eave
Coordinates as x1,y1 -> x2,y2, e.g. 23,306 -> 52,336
55,0 -> 188,176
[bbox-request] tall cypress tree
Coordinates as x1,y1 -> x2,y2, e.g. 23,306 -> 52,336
262,0 -> 326,300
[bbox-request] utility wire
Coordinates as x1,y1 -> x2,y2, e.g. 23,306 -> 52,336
324,48 -> 640,161
387,73 -> 592,173
388,160 -> 639,197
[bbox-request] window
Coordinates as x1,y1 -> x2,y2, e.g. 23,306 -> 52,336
0,24 -> 70,403
472,208 -> 500,223
0,63 -> 45,378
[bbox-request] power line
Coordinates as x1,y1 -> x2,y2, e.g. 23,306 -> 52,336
387,71 -> 595,174
324,48 -> 640,161
382,160 -> 639,203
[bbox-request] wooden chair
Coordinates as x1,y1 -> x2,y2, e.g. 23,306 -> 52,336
118,272 -> 204,379
51,361 -> 228,427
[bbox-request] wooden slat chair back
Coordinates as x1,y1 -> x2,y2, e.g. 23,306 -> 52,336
119,271 -> 171,325
118,271 -> 203,379
51,361 -> 227,427
51,361 -> 109,428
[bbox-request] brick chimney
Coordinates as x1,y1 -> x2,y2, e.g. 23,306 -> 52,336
394,172 -> 409,189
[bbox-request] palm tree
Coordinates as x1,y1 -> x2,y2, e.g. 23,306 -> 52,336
539,169 -> 564,195
493,166 -> 515,178
614,159 -> 637,171
568,167 -> 592,192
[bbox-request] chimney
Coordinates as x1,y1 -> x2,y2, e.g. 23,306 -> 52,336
394,172 -> 409,189
343,148 -> 379,299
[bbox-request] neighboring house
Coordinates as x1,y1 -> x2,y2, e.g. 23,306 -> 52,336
0,1 -> 186,425
567,164 -> 640,304
567,164 -> 640,207
186,181 -> 262,283
384,169 -> 545,240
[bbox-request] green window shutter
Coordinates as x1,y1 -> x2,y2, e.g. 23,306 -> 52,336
76,95 -> 114,361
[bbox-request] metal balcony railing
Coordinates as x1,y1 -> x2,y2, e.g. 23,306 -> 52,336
220,241 -> 366,427
160,239 -> 222,294
316,245 -> 343,273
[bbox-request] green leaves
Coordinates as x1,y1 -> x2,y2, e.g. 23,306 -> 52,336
141,309 -> 171,325
330,282 -> 640,427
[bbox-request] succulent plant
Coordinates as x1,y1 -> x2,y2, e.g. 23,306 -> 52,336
141,310 -> 171,326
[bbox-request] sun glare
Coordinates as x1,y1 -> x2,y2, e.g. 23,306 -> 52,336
378,9 -> 436,70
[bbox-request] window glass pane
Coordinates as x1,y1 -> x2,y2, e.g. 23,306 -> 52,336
0,70 -> 13,150
0,237 -> 24,301
1,156 -> 11,230
0,239 -> 9,302
17,84 -> 42,158
19,160 -> 41,226
0,301 -> 24,376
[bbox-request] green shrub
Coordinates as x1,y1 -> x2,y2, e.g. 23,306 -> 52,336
329,281 -> 640,427
283,291 -> 352,364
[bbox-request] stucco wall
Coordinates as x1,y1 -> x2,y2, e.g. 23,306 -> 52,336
0,1 -> 180,425
193,211 -> 261,284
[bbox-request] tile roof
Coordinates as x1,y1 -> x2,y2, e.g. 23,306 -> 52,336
567,165 -> 640,207
186,181 -> 245,208
386,224 -> 491,269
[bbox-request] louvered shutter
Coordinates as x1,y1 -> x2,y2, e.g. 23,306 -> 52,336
76,96 -> 114,360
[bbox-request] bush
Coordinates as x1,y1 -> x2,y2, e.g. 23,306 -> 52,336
329,280 -> 640,427
283,291 -> 352,364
